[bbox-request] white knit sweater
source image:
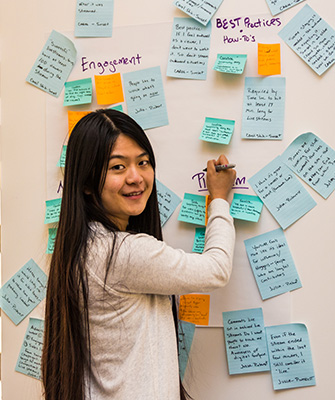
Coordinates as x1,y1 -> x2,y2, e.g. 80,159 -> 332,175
84,198 -> 235,399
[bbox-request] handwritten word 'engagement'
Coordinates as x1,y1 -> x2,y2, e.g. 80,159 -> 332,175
81,54 -> 142,74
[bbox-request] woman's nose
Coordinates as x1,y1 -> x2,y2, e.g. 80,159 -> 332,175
126,166 -> 143,184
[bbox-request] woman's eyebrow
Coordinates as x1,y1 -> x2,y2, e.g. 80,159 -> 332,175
109,151 -> 149,160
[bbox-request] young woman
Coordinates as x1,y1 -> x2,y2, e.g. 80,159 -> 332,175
42,109 -> 236,400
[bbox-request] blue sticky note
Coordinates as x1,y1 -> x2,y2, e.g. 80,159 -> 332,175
222,308 -> 270,375
266,323 -> 316,390
265,0 -> 306,16
178,193 -> 207,226
279,4 -> 335,76
167,18 -> 212,80
178,321 -> 196,381
282,132 -> 335,199
64,78 -> 92,106
199,117 -> 235,144
156,179 -> 182,226
248,156 -> 316,229
57,145 -> 67,167
123,66 -> 169,130
241,77 -> 286,140
47,227 -> 57,254
75,0 -> 114,37
0,259 -> 47,325
110,104 -> 123,112
213,54 -> 247,74
230,193 -> 263,222
192,227 -> 206,253
26,30 -> 77,98
174,0 -> 223,26
244,228 -> 302,300
44,198 -> 62,224
15,318 -> 44,380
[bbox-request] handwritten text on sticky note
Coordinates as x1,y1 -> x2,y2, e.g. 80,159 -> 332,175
95,73 -> 124,105
258,43 -> 281,75
199,117 -> 235,144
230,193 -> 263,222
178,193 -> 207,226
179,294 -> 210,325
213,54 -> 247,74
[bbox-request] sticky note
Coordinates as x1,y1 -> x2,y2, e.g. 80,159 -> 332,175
179,294 -> 210,325
241,77 -> 286,140
123,66 -> 169,130
244,228 -> 302,300
15,318 -> 44,380
47,227 -> 57,254
75,0 -> 114,37
68,110 -> 90,135
222,308 -> 270,375
265,0 -> 306,16
64,78 -> 92,106
26,30 -> 77,97
178,321 -> 196,381
230,193 -> 263,222
174,0 -> 223,26
44,198 -> 62,224
199,117 -> 235,144
258,43 -> 281,75
248,156 -> 317,229
266,323 -> 316,390
178,193 -> 207,226
282,132 -> 335,199
213,54 -> 247,74
95,73 -> 124,105
0,259 -> 47,325
156,179 -> 182,227
57,145 -> 67,168
192,227 -> 206,253
279,4 -> 335,76
167,18 -> 212,80
110,104 -> 123,112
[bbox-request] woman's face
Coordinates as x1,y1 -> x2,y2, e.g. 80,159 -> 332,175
101,133 -> 154,230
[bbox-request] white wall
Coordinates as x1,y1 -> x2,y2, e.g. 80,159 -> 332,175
1,1 -> 334,399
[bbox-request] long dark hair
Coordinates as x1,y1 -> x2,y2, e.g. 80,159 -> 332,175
42,109 -> 191,400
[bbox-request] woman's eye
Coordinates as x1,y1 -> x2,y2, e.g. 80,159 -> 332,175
139,159 -> 150,166
110,164 -> 125,171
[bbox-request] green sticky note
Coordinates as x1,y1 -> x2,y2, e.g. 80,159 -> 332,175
57,145 -> 67,167
178,193 -> 207,226
44,198 -> 62,224
213,54 -> 247,74
192,227 -> 206,253
110,104 -> 123,112
230,193 -> 263,222
199,117 -> 235,144
46,228 -> 57,254
64,78 -> 92,106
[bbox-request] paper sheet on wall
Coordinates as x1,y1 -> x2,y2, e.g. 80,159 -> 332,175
156,179 -> 182,226
64,78 -> 92,106
178,193 -> 207,226
278,4 -> 335,76
178,321 -> 196,381
15,318 -> 44,380
230,193 -> 263,222
174,0 -> 223,26
266,323 -> 316,390
244,228 -> 302,300
213,53 -> 247,74
281,132 -> 335,199
0,260 -> 47,325
179,294 -> 210,325
167,17 -> 212,80
265,0 -> 306,16
222,308 -> 270,374
123,66 -> 169,129
248,156 -> 316,229
75,0 -> 114,37
258,43 -> 281,75
241,77 -> 286,140
192,227 -> 206,253
199,117 -> 235,144
26,30 -> 77,97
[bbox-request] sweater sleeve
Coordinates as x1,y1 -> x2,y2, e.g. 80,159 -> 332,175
88,198 -> 235,295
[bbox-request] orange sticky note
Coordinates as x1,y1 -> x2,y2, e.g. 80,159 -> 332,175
67,110 -> 90,135
179,294 -> 210,326
95,73 -> 124,105
258,43 -> 281,76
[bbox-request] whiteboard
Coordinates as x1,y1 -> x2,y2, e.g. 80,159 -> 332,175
1,1 -> 335,399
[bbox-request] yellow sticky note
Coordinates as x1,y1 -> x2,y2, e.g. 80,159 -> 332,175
95,73 -> 124,105
258,43 -> 281,76
67,110 -> 90,135
179,294 -> 210,326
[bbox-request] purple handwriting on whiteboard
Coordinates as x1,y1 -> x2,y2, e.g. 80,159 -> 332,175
192,172 -> 249,192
